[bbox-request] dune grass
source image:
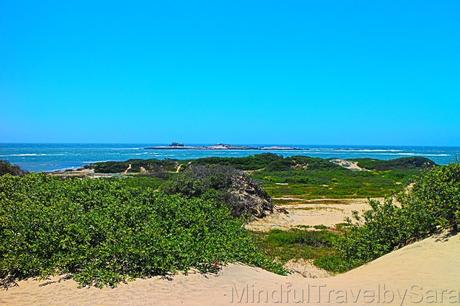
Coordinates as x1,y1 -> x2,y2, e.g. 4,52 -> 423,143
252,229 -> 351,273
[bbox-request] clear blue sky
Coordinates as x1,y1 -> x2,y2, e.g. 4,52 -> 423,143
1,0 -> 459,145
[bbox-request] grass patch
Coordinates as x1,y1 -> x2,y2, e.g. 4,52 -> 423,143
252,229 -> 351,273
253,168 -> 421,199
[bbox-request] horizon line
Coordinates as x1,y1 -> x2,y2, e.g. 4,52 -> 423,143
1,142 -> 460,148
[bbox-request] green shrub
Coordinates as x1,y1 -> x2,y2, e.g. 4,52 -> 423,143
353,157 -> 436,171
313,255 -> 352,273
162,165 -> 237,197
162,165 -> 273,217
336,164 -> 460,267
264,229 -> 336,248
0,174 -> 282,287
265,159 -> 293,171
192,153 -> 283,170
88,159 -> 179,175
408,164 -> 460,231
253,229 -> 343,270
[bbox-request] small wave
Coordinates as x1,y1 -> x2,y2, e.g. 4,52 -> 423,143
82,160 -> 115,164
390,153 -> 451,157
0,153 -> 66,157
331,149 -> 404,153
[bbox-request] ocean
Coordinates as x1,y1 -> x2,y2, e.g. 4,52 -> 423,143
0,143 -> 459,172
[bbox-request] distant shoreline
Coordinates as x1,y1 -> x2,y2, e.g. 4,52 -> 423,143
145,144 -> 302,151
1,144 -> 457,172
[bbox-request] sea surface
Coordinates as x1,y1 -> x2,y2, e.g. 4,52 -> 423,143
0,143 -> 459,172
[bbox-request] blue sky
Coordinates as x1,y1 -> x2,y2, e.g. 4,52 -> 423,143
1,0 -> 459,145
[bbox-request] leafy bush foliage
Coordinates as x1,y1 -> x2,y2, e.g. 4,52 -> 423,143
337,164 -> 460,267
0,174 -> 282,287
87,159 -> 178,176
191,153 -> 284,170
253,229 -> 351,273
162,165 -> 273,217
0,160 -> 27,176
162,165 -> 238,197
353,157 -> 436,171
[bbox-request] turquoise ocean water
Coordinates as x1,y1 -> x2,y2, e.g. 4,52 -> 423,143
0,143 -> 459,172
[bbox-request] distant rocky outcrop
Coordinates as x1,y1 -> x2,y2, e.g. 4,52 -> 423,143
145,143 -> 300,151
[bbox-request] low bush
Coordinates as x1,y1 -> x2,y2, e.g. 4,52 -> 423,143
353,157 -> 436,171
87,159 -> 178,176
162,165 -> 273,217
253,229 -> 348,272
192,153 -> 283,170
336,164 -> 460,267
162,165 -> 237,197
0,174 -> 283,287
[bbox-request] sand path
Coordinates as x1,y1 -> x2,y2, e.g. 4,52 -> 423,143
246,198 -> 382,232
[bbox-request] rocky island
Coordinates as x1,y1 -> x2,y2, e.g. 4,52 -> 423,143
145,143 -> 301,150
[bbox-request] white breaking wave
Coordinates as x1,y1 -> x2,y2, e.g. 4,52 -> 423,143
0,153 -> 66,157
390,153 -> 451,157
331,149 -> 404,153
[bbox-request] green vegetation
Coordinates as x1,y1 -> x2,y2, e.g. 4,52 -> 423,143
252,164 -> 459,274
253,229 -> 350,273
352,157 -> 435,171
88,155 -> 435,200
162,165 -> 238,197
162,164 -> 273,217
116,175 -> 165,190
0,174 -> 283,287
336,164 -> 460,267
192,153 -> 284,170
0,160 -> 27,176
252,168 -> 421,200
1,155 -> 450,287
88,159 -> 179,176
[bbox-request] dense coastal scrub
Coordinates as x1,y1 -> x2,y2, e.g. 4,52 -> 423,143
0,156 -> 452,286
337,164 -> 460,267
352,157 -> 435,171
0,174 -> 282,287
162,165 -> 273,217
87,155 -> 434,200
88,154 -> 434,173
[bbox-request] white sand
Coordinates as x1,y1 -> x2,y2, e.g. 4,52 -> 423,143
2,234 -> 459,306
246,198 -> 381,232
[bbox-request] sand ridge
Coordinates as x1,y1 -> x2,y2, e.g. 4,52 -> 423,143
1,234 -> 459,306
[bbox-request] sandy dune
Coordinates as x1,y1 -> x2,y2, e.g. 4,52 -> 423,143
246,198 -> 382,232
2,234 -> 459,306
